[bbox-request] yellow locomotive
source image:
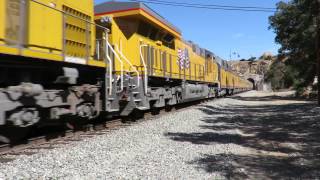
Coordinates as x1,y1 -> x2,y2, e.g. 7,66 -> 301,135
0,0 -> 252,142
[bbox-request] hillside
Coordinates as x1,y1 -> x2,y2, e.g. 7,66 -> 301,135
228,59 -> 273,77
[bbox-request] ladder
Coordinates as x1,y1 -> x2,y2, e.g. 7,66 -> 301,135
101,35 -> 148,114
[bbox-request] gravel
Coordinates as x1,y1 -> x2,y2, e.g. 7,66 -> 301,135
0,90 -> 317,179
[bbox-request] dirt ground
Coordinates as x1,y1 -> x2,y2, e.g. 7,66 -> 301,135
188,90 -> 320,179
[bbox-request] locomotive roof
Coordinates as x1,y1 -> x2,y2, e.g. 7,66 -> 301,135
95,1 -> 182,36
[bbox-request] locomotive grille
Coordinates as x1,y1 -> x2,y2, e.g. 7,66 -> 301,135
4,0 -> 27,45
62,6 -> 91,63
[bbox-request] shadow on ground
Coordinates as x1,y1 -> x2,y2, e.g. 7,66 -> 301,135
165,95 -> 320,179
231,95 -> 312,102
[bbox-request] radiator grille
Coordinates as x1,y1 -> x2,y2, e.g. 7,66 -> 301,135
63,6 -> 91,60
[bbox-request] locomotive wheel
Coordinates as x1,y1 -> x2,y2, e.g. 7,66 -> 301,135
65,121 -> 84,130
64,116 -> 89,131
121,109 -> 143,123
0,125 -> 31,144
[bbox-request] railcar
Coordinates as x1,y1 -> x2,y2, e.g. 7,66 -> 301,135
0,0 -> 252,143
94,1 -> 221,115
0,0 -> 105,142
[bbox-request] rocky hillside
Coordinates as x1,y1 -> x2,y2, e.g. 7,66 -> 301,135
228,58 -> 273,77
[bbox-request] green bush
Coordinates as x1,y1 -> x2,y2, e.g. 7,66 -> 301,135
268,0 -> 317,94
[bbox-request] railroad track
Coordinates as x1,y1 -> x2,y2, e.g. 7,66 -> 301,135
0,99 -> 205,163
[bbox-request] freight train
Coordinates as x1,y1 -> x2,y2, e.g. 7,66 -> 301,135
0,0 -> 252,142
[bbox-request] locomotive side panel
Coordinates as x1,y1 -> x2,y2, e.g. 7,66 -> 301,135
220,68 -> 227,88
0,0 -> 103,66
0,0 -> 4,45
28,0 -> 63,55
107,15 -> 180,78
204,57 -> 219,85
0,0 -> 23,55
97,15 -> 182,80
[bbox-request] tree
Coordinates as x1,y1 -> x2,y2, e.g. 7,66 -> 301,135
269,0 -> 318,93
265,58 -> 295,90
248,57 -> 256,61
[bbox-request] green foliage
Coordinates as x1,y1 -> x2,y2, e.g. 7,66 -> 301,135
248,57 -> 257,61
269,0 -> 318,93
265,59 -> 287,90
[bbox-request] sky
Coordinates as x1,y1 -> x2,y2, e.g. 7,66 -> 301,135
94,0 -> 283,60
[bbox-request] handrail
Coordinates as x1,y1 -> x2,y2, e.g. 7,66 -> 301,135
96,40 -> 100,60
104,34 -> 113,95
106,41 -> 124,92
115,45 -> 141,88
139,44 -> 149,94
106,54 -> 114,95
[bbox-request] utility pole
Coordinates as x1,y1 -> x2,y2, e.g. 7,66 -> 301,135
317,0 -> 320,106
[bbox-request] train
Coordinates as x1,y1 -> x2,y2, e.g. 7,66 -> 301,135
0,0 -> 252,142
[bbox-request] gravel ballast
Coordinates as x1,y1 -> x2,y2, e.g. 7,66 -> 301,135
0,91 -> 319,179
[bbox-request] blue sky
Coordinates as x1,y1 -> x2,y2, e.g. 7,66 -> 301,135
94,0 -> 282,60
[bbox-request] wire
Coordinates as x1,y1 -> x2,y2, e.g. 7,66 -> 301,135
129,0 -> 276,13
140,0 -> 276,10
132,0 -> 276,12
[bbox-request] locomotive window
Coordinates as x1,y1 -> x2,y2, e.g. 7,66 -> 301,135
138,21 -> 151,37
163,34 -> 174,43
156,31 -> 165,41
137,21 -> 175,49
163,40 -> 175,49
149,27 -> 159,40
162,34 -> 175,49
